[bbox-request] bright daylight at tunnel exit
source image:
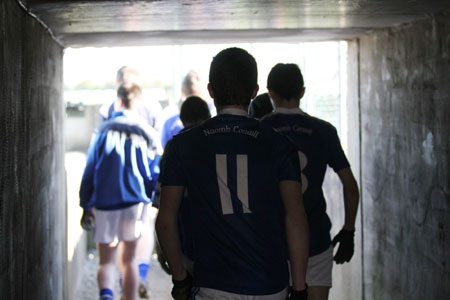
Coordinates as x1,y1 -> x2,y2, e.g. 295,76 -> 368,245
64,42 -> 348,299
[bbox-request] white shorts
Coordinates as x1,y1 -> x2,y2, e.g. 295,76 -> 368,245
192,287 -> 287,300
305,246 -> 333,287
93,203 -> 147,244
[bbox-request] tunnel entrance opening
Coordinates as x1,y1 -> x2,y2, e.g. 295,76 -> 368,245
63,41 -> 349,299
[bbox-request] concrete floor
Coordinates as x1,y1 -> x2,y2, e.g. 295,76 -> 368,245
75,249 -> 173,300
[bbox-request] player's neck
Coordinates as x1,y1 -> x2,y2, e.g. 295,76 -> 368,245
274,98 -> 300,109
216,104 -> 248,113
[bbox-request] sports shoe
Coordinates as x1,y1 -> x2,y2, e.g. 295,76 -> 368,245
138,281 -> 150,299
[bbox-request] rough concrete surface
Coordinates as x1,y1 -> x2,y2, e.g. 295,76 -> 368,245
359,11 -> 450,300
21,0 -> 450,47
0,1 -> 65,299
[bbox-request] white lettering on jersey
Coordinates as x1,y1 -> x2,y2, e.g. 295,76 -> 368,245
215,154 -> 252,215
203,126 -> 259,138
203,126 -> 231,136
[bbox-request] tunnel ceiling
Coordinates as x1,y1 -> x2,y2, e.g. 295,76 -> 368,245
20,0 -> 450,47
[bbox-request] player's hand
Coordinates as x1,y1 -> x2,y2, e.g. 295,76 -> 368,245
80,210 -> 95,231
286,286 -> 307,300
155,238 -> 172,275
332,228 -> 355,264
171,272 -> 193,300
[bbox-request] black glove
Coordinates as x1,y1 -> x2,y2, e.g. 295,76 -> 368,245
171,273 -> 193,300
80,210 -> 95,231
286,286 -> 307,300
331,228 -> 355,264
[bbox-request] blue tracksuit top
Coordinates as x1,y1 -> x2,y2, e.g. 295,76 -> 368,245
79,110 -> 162,211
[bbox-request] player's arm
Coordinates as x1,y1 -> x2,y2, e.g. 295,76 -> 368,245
155,185 -> 186,280
280,180 -> 309,291
79,136 -> 99,231
155,185 -> 193,300
332,167 -> 359,264
338,167 -> 359,231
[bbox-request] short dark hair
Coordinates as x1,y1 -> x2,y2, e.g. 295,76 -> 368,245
267,63 -> 304,100
180,96 -> 211,126
117,82 -> 142,109
248,93 -> 273,119
209,47 -> 257,107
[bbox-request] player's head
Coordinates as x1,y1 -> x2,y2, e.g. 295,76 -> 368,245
181,70 -> 202,99
267,63 -> 305,102
208,47 -> 258,108
117,82 -> 142,110
248,93 -> 273,119
116,66 -> 142,86
180,96 -> 211,127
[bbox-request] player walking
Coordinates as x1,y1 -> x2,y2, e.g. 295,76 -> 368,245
262,63 -> 359,300
156,48 -> 309,300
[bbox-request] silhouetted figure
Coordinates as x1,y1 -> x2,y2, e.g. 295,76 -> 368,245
156,48 -> 309,300
248,92 -> 273,119
159,71 -> 204,147
262,63 -> 359,300
153,95 -> 212,275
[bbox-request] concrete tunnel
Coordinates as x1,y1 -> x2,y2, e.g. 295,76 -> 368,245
1,0 -> 449,299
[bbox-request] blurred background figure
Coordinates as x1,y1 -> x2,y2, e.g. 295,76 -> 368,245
99,66 -> 162,130
159,70 -> 207,147
98,66 -> 161,299
248,92 -> 273,119
80,83 -> 161,300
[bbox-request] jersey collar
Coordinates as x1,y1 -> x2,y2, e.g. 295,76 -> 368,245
274,107 -> 305,115
218,108 -> 248,117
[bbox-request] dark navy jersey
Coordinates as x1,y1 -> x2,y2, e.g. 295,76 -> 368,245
262,108 -> 350,256
161,109 -> 301,295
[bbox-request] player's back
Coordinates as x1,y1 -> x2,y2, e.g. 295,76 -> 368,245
262,108 -> 349,255
163,109 -> 300,295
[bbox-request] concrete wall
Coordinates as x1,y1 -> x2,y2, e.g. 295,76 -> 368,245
359,11 -> 450,299
0,1 -> 65,299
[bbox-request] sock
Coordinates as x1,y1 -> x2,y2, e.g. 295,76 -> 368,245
118,274 -> 123,293
100,288 -> 114,300
138,263 -> 150,283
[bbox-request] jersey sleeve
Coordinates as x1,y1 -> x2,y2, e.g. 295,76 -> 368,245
160,138 -> 186,187
327,126 -> 350,172
79,134 -> 100,210
274,134 -> 302,183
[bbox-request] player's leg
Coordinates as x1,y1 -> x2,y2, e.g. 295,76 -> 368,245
97,242 -> 118,299
135,206 -> 157,298
305,246 -> 333,300
116,242 -> 125,296
119,203 -> 146,300
307,286 -> 330,300
94,209 -> 121,300
120,239 -> 139,300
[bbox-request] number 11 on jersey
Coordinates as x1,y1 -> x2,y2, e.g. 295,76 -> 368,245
216,154 -> 252,215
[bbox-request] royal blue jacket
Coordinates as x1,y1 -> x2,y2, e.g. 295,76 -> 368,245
80,110 -> 162,211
